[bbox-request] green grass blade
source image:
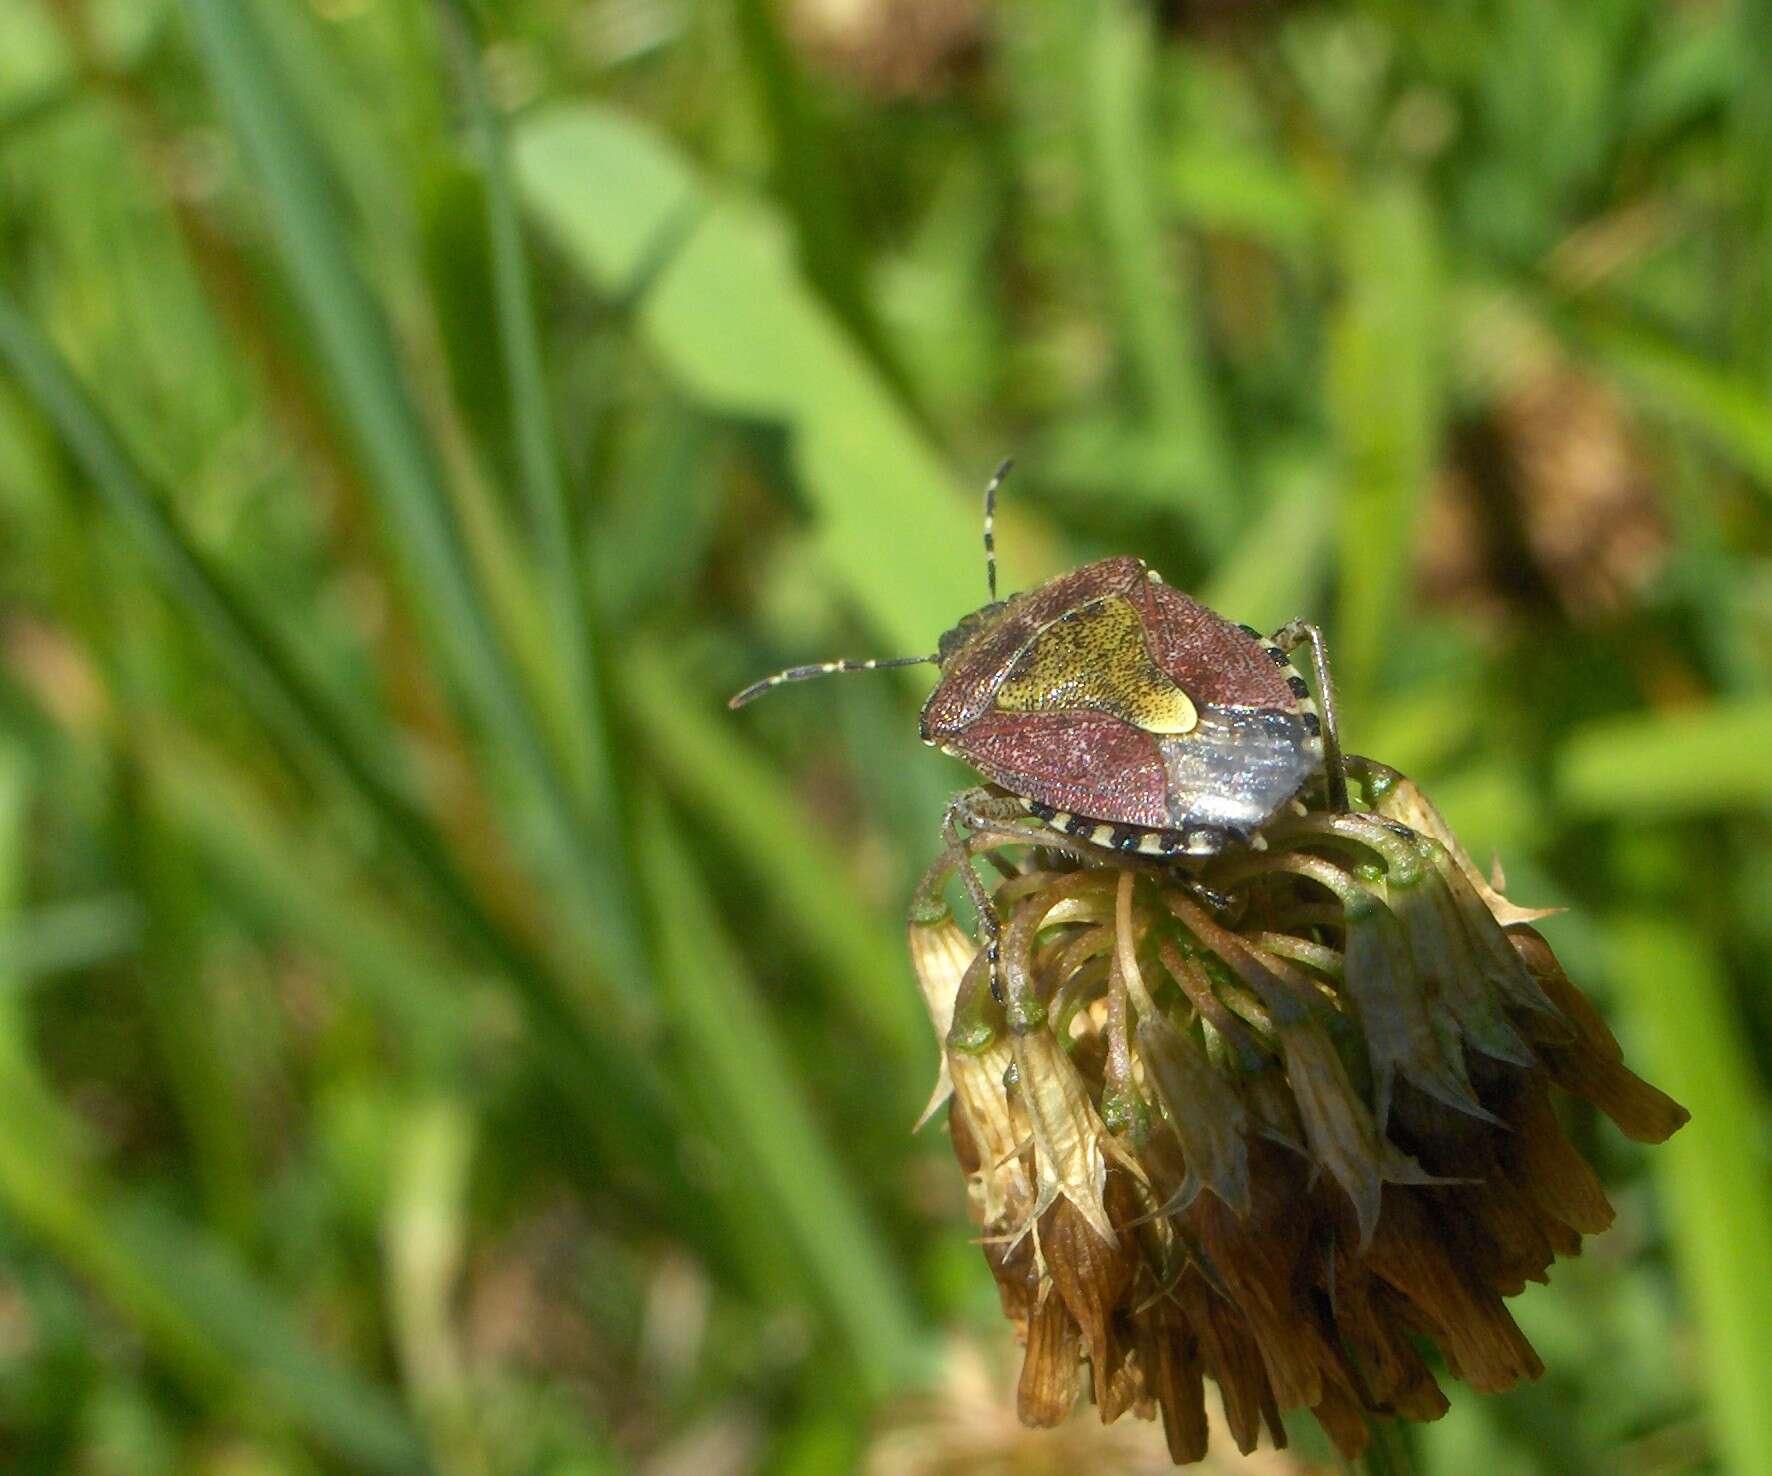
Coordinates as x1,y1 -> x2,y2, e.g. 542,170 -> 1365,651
144,728 -> 471,1068
179,0 -> 640,982
1556,700 -> 1772,816
637,798 -> 928,1398
0,284 -> 503,972
1608,916 -> 1772,1476
383,1094 -> 488,1474
1581,316 -> 1772,490
1202,453 -> 1335,631
1085,0 -> 1234,546
434,0 -> 651,997
434,2 -> 603,797
0,286 -> 683,1193
116,1199 -> 431,1472
115,754 -> 258,1245
623,646 -> 926,1080
730,0 -> 893,385
0,895 -> 140,983
1329,179 -> 1443,713
0,739 -> 426,1472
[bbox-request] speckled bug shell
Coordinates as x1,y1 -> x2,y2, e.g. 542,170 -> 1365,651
919,556 -> 1323,853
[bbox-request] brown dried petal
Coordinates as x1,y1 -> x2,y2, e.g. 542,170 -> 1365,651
1041,1192 -> 1137,1410
1429,846 -> 1567,1033
1366,1193 -> 1544,1394
1135,1012 -> 1252,1217
1188,1145 -> 1347,1413
948,1039 -> 1031,1234
1328,1242 -> 1451,1422
1013,1029 -> 1118,1247
1311,1379 -> 1375,1462
1510,928 -> 1690,1142
1502,1073 -> 1616,1238
1341,887 -> 1495,1129
1018,1287 -> 1082,1427
1176,1266 -> 1280,1455
1391,869 -> 1535,1066
907,917 -> 978,1127
1433,1171 -> 1559,1295
1147,1306 -> 1210,1463
1279,1019 -> 1434,1248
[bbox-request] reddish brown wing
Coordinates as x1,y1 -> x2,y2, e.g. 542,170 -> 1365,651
921,556 -> 1146,736
1128,579 -> 1298,711
948,709 -> 1173,830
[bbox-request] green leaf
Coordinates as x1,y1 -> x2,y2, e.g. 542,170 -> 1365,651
514,103 -> 999,657
1557,700 -> 1772,815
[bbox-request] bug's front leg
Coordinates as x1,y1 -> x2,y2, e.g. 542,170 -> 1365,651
940,787 -> 1031,1000
1267,619 -> 1349,812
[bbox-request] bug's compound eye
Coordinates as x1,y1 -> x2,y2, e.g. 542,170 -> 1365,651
937,602 -> 1008,664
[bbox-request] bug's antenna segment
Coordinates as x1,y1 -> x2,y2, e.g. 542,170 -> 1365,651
983,457 -> 1013,602
728,652 -> 940,709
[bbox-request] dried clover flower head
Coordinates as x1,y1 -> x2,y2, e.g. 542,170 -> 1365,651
908,758 -> 1687,1465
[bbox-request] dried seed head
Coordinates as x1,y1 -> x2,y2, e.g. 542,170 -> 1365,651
907,757 -> 1687,1465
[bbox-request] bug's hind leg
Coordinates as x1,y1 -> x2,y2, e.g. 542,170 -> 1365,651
1267,619 -> 1349,811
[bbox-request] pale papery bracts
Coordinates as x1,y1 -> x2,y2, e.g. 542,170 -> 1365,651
909,757 -> 1688,1464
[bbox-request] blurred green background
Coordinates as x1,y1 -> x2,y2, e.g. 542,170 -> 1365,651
2,0 -> 1770,1471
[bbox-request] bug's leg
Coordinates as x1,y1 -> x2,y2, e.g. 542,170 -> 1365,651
1267,619 -> 1349,811
1176,876 -> 1240,919
942,787 -> 1030,1001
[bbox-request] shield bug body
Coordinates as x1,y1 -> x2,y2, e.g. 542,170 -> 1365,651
730,462 -> 1349,864
919,554 -> 1331,857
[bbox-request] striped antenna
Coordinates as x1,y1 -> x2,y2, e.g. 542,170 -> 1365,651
982,457 -> 1013,602
728,652 -> 939,709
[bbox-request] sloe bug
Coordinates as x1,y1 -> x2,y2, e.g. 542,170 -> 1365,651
730,463 -> 1349,949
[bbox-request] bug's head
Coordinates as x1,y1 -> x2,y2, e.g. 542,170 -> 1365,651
727,460 -> 1016,711
935,600 -> 1009,666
